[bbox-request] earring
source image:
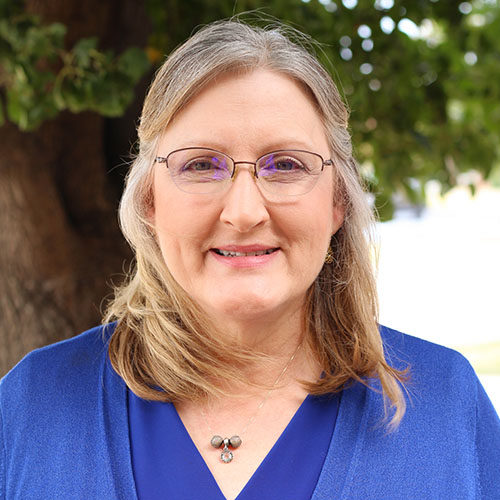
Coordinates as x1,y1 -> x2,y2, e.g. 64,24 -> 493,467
324,245 -> 334,264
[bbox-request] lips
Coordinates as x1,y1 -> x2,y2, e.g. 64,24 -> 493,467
210,244 -> 280,258
213,248 -> 278,257
209,245 -> 280,268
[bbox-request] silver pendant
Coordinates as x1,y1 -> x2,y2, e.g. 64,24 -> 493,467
210,435 -> 242,463
221,443 -> 234,463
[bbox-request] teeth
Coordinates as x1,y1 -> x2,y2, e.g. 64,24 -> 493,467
216,248 -> 276,257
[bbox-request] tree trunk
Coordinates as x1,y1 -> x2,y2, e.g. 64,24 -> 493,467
0,0 -> 149,375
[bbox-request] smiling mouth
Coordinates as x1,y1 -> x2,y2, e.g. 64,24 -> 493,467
212,248 -> 279,257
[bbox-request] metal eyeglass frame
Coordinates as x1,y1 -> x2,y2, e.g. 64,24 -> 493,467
155,147 -> 334,194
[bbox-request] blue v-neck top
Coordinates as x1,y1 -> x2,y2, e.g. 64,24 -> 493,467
2,324 -> 500,499
128,390 -> 340,500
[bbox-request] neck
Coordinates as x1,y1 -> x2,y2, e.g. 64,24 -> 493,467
210,311 -> 309,389
211,304 -> 304,350
197,297 -> 321,393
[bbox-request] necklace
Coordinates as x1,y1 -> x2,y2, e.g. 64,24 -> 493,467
203,342 -> 302,463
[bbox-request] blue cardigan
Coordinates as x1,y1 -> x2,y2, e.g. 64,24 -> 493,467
1,324 -> 499,499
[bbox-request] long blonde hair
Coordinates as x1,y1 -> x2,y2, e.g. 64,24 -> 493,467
105,19 -> 407,425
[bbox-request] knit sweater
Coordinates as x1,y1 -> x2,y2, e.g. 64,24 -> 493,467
1,324 -> 499,499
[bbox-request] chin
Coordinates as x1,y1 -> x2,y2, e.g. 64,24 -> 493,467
211,292 -> 299,323
220,298 -> 272,317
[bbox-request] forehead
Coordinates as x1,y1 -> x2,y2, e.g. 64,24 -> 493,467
158,69 -> 329,156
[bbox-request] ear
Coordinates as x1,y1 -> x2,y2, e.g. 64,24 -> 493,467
331,204 -> 345,235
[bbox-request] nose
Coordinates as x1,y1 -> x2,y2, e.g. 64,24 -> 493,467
219,165 -> 270,232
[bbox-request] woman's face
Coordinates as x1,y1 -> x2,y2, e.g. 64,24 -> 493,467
152,69 -> 343,325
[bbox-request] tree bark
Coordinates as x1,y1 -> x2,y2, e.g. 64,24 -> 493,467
0,0 -> 149,375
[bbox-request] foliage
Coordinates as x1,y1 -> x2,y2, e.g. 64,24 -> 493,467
143,0 -> 500,219
0,1 -> 150,130
2,0 -> 499,219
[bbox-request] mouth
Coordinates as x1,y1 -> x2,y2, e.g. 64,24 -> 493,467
211,248 -> 279,257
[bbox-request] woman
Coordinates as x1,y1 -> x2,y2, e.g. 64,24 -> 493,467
1,19 -> 499,500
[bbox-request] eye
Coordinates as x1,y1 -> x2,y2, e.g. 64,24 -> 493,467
183,157 -> 219,171
259,153 -> 309,176
273,157 -> 305,171
178,154 -> 230,183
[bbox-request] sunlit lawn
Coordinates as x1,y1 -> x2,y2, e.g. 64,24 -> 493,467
456,342 -> 500,375
377,182 -> 500,409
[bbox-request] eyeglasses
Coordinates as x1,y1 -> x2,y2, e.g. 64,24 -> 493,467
155,147 -> 333,196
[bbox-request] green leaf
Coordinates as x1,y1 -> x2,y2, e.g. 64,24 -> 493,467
117,47 -> 151,83
72,37 -> 98,67
6,87 -> 29,130
47,22 -> 66,39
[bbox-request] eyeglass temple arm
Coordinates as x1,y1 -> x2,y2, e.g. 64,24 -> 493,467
155,157 -> 168,164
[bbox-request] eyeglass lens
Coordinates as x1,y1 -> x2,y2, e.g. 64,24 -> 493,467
166,148 -> 323,195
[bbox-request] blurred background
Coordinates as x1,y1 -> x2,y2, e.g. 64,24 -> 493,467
1,0 -> 498,409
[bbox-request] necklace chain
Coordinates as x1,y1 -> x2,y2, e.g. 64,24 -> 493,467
202,341 -> 302,463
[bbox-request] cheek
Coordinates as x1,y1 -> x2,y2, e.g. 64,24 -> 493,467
153,177 -> 197,240
308,187 -> 338,241
152,190 -> 219,269
154,214 -> 205,258
283,209 -> 333,267
153,219 -> 205,289
151,189 -> 187,268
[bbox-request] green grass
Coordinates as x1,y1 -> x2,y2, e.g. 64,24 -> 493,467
455,342 -> 500,375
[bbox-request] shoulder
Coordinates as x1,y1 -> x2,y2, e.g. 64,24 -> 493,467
0,323 -> 117,412
374,326 -> 500,496
380,324 -> 476,385
374,327 -> 491,447
1,323 -> 116,384
0,324 -> 133,498
378,325 -> 483,419
322,327 -> 500,497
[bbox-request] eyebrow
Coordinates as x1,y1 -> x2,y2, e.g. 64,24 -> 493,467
172,139 -> 317,154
